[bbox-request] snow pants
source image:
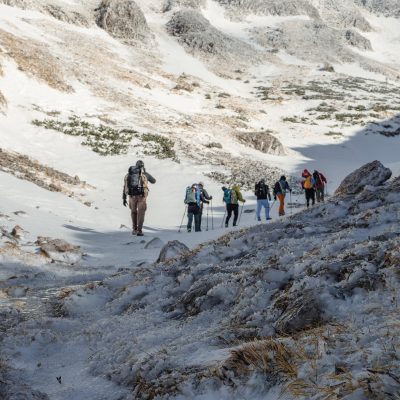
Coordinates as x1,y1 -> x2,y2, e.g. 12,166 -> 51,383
305,188 -> 315,207
316,187 -> 325,202
277,193 -> 285,216
226,204 -> 239,226
256,200 -> 270,220
129,194 -> 147,232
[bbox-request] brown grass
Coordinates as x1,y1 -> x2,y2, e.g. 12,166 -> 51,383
0,29 -> 73,92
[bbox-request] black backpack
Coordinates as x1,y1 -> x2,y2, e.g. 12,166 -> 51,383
127,166 -> 145,196
255,182 -> 267,197
273,181 -> 281,195
313,171 -> 322,186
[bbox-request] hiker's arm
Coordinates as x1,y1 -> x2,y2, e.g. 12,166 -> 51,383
267,188 -> 272,201
237,190 -> 245,203
145,172 -> 156,184
123,175 -> 128,206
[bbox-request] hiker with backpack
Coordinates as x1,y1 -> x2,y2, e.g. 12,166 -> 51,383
254,179 -> 272,221
301,169 -> 316,208
313,170 -> 327,203
122,160 -> 156,236
198,181 -> 212,228
222,185 -> 245,227
184,183 -> 202,232
273,176 -> 291,216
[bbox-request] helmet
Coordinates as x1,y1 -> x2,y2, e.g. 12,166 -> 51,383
136,160 -> 144,168
280,175 -> 286,181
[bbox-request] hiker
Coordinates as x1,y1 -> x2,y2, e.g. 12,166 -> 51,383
254,179 -> 272,221
222,185 -> 245,227
301,169 -> 316,208
198,181 -> 212,228
313,170 -> 327,203
122,160 -> 156,236
273,176 -> 291,216
184,183 -> 202,232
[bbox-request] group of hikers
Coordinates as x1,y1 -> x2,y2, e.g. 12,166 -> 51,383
122,160 -> 327,236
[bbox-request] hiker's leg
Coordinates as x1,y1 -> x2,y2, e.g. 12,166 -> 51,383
226,205 -> 232,225
187,212 -> 193,231
136,196 -> 147,232
311,189 -> 316,206
233,204 -> 239,226
263,200 -> 270,219
256,200 -> 262,220
278,194 -> 285,215
129,196 -> 138,230
194,213 -> 201,232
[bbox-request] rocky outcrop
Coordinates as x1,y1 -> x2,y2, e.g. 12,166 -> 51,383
95,0 -> 150,43
335,160 -> 392,196
354,0 -> 400,18
144,237 -> 164,249
156,240 -> 189,263
166,10 -> 258,61
37,237 -> 83,264
235,131 -> 286,156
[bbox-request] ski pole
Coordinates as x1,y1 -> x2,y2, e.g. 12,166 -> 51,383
206,204 -> 209,231
178,206 -> 187,233
211,200 -> 214,230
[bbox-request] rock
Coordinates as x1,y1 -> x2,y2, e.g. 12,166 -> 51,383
156,240 -> 189,263
11,225 -> 25,240
95,0 -> 150,43
37,237 -> 83,264
234,131 -> 286,156
273,290 -> 323,334
335,161 -> 392,196
144,237 -> 164,249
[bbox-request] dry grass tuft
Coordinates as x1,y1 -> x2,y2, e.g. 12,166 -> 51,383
0,29 -> 73,92
221,339 -> 298,379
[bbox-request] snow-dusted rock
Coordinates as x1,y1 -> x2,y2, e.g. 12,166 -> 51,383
11,225 -> 25,240
273,289 -> 323,334
37,237 -> 83,264
144,237 -> 164,249
156,240 -> 189,263
95,0 -> 150,42
335,160 -> 392,196
235,131 -> 286,156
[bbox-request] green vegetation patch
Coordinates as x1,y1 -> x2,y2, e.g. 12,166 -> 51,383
32,116 -> 178,161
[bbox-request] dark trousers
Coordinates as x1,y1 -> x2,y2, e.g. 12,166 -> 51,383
316,187 -> 325,202
187,203 -> 201,232
226,204 -> 239,226
305,189 -> 315,207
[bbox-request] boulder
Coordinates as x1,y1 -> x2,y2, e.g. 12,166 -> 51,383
335,161 -> 392,196
156,240 -> 189,263
37,237 -> 83,264
144,237 -> 164,249
273,290 -> 323,334
234,131 -> 286,156
95,0 -> 150,42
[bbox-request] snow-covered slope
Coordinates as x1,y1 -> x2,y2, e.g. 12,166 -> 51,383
1,162 -> 399,399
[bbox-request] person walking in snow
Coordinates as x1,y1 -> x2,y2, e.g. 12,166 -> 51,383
273,176 -> 291,216
313,170 -> 327,203
301,169 -> 316,208
198,181 -> 212,229
123,160 -> 156,236
222,185 -> 245,227
184,183 -> 202,232
255,179 -> 272,221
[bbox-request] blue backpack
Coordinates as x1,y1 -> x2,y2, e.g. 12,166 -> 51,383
223,188 -> 231,204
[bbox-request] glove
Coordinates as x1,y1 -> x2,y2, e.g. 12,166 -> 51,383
274,195 -> 277,200
242,199 -> 246,203
209,196 -> 213,200
123,196 -> 127,207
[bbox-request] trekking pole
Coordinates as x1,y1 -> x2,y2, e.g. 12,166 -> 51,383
221,208 -> 227,228
290,191 -> 293,215
237,203 -> 244,226
211,200 -> 214,230
206,204 -> 209,231
178,206 -> 187,233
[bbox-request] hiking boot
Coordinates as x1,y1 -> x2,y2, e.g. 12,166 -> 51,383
266,217 -> 272,220
257,217 -> 261,222
137,230 -> 144,237
225,223 -> 228,228
132,229 -> 137,235
187,228 -> 191,233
